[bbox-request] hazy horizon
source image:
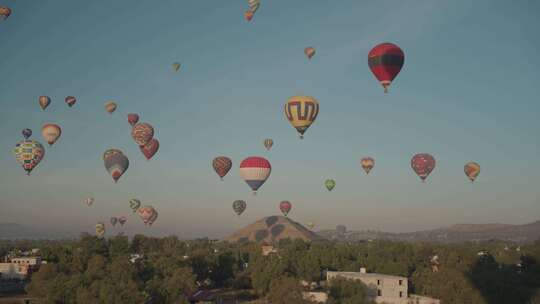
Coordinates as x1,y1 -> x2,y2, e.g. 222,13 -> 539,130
1,0 -> 539,239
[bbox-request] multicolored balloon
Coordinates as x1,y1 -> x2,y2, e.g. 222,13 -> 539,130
464,162 -> 481,182
172,62 -> 181,72
233,200 -> 247,216
110,217 -> 118,227
279,200 -> 292,217
22,129 -> 32,140
240,156 -> 271,195
13,140 -> 45,175
360,157 -> 375,174
41,124 -> 62,146
85,197 -> 94,207
0,6 -> 11,20
105,101 -> 117,114
140,138 -> 159,160
65,96 -> 77,107
38,96 -> 51,110
244,10 -> 254,22
212,156 -> 232,181
248,0 -> 260,13
325,179 -> 335,191
131,122 -> 155,146
411,153 -> 436,182
118,216 -> 127,226
264,139 -> 273,151
127,113 -> 140,127
368,43 -> 405,93
95,223 -> 105,237
284,96 -> 319,139
138,206 -> 158,226
103,149 -> 129,183
304,47 -> 316,59
129,199 -> 141,212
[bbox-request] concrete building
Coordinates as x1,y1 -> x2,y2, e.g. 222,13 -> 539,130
0,257 -> 43,280
326,268 -> 439,304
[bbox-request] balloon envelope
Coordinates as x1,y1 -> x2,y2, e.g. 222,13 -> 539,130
247,0 -> 260,13
13,140 -> 45,175
0,6 -> 12,20
105,101 -> 117,114
118,216 -> 127,226
103,149 -> 129,183
110,217 -> 118,227
360,157 -> 375,174
138,206 -> 157,226
172,62 -> 181,72
325,179 -> 335,191
264,139 -> 273,151
279,201 -> 292,217
284,96 -> 319,139
129,199 -> 141,212
85,197 -> 94,206
95,223 -> 105,237
411,153 -> 436,182
131,123 -> 154,146
239,156 -> 271,194
140,139 -> 159,160
22,129 -> 32,140
368,42 -> 404,93
127,113 -> 140,126
212,156 -> 232,180
244,10 -> 254,21
464,162 -> 481,182
233,200 -> 247,216
65,96 -> 77,107
304,47 -> 316,59
38,96 -> 51,110
41,124 -> 62,146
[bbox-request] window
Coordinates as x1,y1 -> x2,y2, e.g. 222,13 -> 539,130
399,280 -> 403,285
399,291 -> 403,298
377,290 -> 382,297
377,279 -> 380,285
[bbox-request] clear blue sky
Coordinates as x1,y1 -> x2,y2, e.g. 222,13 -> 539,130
1,0 -> 539,238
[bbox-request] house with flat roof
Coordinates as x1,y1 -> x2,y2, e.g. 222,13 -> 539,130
326,268 -> 439,304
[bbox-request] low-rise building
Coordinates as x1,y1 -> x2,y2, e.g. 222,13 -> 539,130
326,268 -> 439,304
0,257 -> 43,280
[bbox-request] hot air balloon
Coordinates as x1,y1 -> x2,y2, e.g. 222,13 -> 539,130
138,206 -> 157,226
233,200 -> 247,216
212,156 -> 232,181
13,140 -> 45,175
172,62 -> 181,72
22,129 -> 32,140
65,96 -> 77,107
244,10 -> 254,22
325,179 -> 335,191
240,156 -> 271,195
464,162 -> 481,182
284,96 -> 319,139
129,199 -> 141,212
304,47 -> 316,59
41,124 -> 62,146
279,201 -> 292,217
105,101 -> 117,114
103,149 -> 129,183
131,122 -> 154,146
127,113 -> 140,127
95,223 -> 106,237
411,153 -> 436,182
360,157 -> 375,174
118,216 -> 127,226
264,139 -> 273,151
307,222 -> 314,230
85,197 -> 94,206
38,96 -> 51,110
368,43 -> 405,93
110,217 -> 118,227
248,0 -> 260,13
140,139 -> 159,160
0,6 -> 11,20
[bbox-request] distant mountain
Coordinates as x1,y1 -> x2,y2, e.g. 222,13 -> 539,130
318,220 -> 540,243
224,215 -> 322,243
0,223 -> 77,240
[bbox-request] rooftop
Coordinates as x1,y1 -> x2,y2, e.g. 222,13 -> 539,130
327,271 -> 406,281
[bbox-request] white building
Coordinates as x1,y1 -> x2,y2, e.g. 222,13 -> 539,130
0,257 -> 42,280
326,268 -> 439,304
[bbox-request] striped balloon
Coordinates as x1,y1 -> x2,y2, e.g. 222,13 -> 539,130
13,139 -> 45,175
284,96 -> 319,139
264,138 -> 273,151
131,123 -> 154,146
247,0 -> 260,13
239,156 -> 271,195
38,96 -> 51,110
212,156 -> 232,180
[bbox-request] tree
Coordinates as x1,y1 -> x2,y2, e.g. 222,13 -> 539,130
327,277 -> 374,304
267,276 -> 311,304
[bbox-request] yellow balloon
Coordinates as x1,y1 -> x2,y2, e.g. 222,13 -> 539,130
284,96 -> 319,139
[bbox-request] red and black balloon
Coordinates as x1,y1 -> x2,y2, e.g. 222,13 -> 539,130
368,43 -> 404,93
